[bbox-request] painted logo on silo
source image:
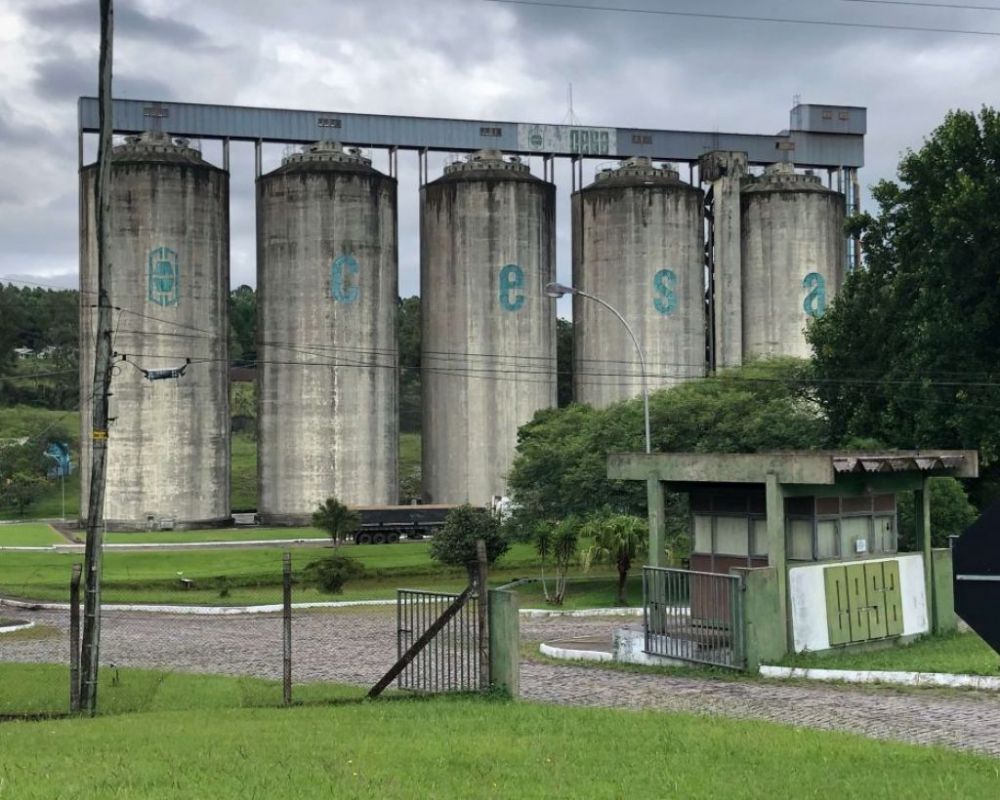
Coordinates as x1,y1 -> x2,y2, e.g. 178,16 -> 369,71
498,264 -> 525,311
331,255 -> 360,304
802,272 -> 827,317
653,269 -> 677,316
147,247 -> 179,307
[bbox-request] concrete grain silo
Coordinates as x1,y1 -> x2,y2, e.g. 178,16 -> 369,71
740,163 -> 846,359
257,142 -> 398,523
79,132 -> 230,530
572,158 -> 705,407
421,150 -> 555,506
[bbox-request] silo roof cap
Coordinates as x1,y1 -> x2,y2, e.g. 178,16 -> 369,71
281,141 -> 373,168
742,161 -> 832,192
110,131 -> 207,165
443,149 -> 531,175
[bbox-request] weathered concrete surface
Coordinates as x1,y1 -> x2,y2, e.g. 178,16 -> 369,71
699,150 -> 747,370
421,151 -> 556,505
572,159 -> 705,407
80,132 -> 230,530
257,143 -> 398,519
740,163 -> 846,360
6,607 -> 1000,757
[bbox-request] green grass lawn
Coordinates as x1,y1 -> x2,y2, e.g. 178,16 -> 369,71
230,432 -> 257,511
781,631 -> 1000,677
0,522 -> 65,546
0,665 -> 996,799
103,526 -> 329,544
512,575 -> 643,609
0,540 -> 568,605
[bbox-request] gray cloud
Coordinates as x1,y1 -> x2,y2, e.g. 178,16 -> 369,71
32,48 -> 175,102
26,0 -> 214,49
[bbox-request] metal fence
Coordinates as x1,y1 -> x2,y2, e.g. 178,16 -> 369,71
396,588 -> 480,693
642,566 -> 745,669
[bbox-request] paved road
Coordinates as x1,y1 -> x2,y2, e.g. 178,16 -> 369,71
4,606 -> 1000,757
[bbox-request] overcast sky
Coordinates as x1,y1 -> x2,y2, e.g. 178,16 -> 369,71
1,0 -> 999,300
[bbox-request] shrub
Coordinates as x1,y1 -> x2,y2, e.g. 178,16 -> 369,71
304,554 -> 365,594
311,497 -> 360,546
429,505 -> 509,582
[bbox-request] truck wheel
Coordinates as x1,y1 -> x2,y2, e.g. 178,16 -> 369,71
373,532 -> 387,545
357,532 -> 373,545
388,533 -> 401,544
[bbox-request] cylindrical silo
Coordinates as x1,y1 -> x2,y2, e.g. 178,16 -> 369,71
572,157 -> 705,408
79,132 -> 230,530
257,142 -> 398,524
740,163 -> 846,359
421,150 -> 556,506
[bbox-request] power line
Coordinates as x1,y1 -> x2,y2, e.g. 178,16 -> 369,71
484,0 -> 1000,35
843,0 -> 1000,11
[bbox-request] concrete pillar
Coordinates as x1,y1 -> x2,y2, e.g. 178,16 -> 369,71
916,476 -> 935,631
488,589 -> 520,697
764,472 -> 789,654
646,476 -> 665,567
699,151 -> 747,370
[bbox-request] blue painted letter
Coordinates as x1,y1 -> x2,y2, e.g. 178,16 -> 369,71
148,246 -> 180,307
802,272 -> 826,318
653,269 -> 677,316
331,255 -> 360,303
498,264 -> 525,311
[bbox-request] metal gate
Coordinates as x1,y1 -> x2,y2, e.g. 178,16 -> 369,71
396,589 -> 480,692
642,566 -> 745,669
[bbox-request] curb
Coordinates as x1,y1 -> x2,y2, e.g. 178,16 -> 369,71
0,620 -> 35,634
2,596 -> 645,619
519,607 -> 643,618
539,642 -> 614,663
0,538 -> 330,553
759,665 -> 1000,691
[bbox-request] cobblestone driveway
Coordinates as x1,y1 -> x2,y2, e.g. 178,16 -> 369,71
4,606 -> 1000,757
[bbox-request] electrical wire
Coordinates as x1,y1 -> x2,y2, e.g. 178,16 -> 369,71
483,0 -> 1000,35
843,0 -> 1000,11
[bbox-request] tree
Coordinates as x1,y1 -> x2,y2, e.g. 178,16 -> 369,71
1,472 -> 48,516
581,511 -> 648,606
897,477 -> 979,551
556,317 -> 573,407
398,296 -> 421,433
311,497 -> 360,546
429,504 -> 509,583
509,359 -> 828,524
808,108 -> 1000,502
535,516 -> 579,605
229,285 -> 256,366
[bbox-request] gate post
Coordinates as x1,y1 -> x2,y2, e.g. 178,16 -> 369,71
476,539 -> 489,689
488,589 -> 519,697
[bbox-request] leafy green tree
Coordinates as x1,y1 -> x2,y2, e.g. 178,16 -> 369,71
808,108 -> 1000,501
229,285 -> 256,366
581,511 -> 648,606
897,477 -> 979,551
311,497 -> 360,546
509,359 -> 827,522
1,472 -> 48,516
535,516 -> 579,605
429,504 -> 509,583
556,317 -> 573,407
398,296 -> 421,433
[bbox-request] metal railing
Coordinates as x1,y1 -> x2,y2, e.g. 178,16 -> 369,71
642,566 -> 745,669
396,589 -> 479,692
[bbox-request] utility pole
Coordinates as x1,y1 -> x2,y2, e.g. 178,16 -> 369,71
79,0 -> 114,715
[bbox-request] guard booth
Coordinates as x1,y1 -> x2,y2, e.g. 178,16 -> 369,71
609,450 -> 977,670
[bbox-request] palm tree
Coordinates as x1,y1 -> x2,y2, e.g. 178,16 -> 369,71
582,512 -> 648,606
311,497 -> 360,547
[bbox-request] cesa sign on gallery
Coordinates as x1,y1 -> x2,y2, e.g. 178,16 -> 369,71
517,124 -> 617,156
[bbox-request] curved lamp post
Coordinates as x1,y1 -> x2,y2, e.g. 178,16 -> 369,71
544,282 -> 650,454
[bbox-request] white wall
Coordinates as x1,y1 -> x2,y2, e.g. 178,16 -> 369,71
788,553 -> 927,653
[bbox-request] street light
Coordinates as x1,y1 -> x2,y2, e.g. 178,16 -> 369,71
544,282 -> 651,454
